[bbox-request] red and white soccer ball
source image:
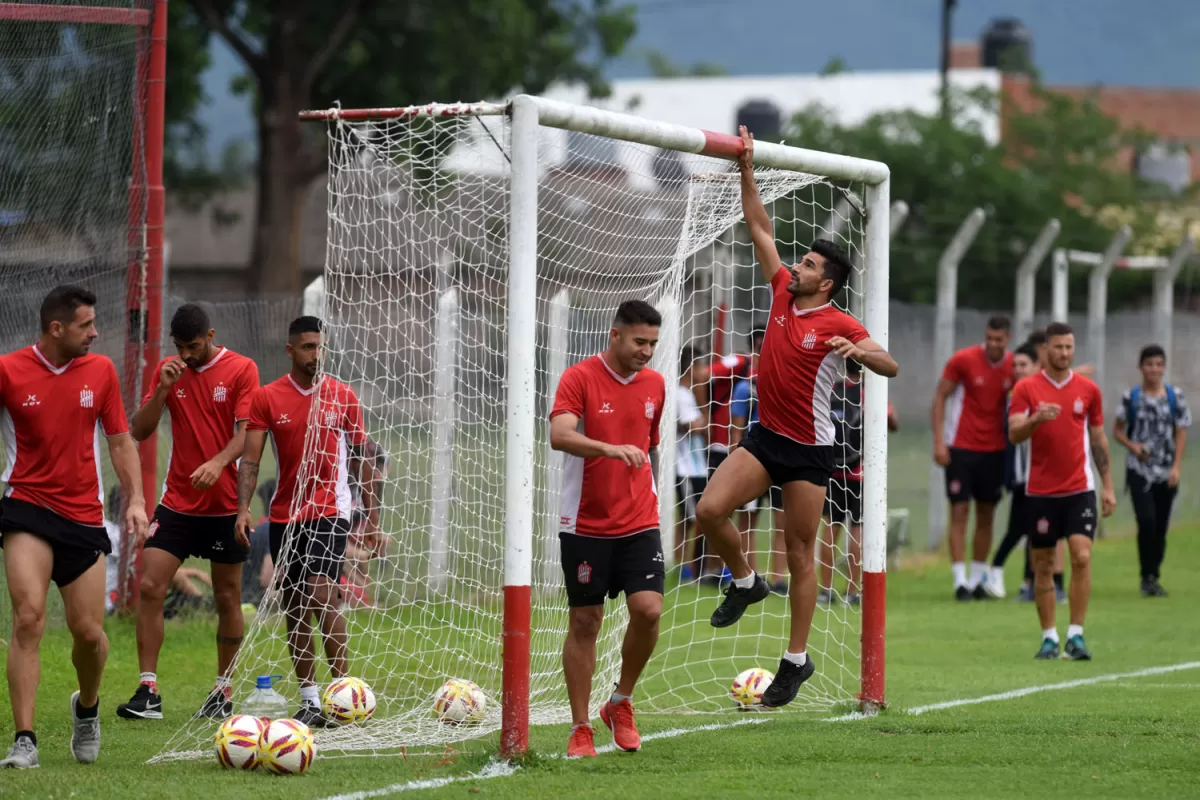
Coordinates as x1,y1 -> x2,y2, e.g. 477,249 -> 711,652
432,678 -> 487,725
214,714 -> 267,770
323,677 -> 377,725
260,718 -> 316,775
730,667 -> 774,708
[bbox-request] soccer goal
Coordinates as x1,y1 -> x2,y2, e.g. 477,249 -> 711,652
155,95 -> 890,761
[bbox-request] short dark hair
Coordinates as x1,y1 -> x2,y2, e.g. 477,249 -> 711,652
40,285 -> 96,333
1139,344 -> 1166,365
811,239 -> 854,298
169,303 -> 211,342
1044,321 -> 1074,339
613,300 -> 661,328
679,344 -> 696,375
986,315 -> 1011,332
1025,327 -> 1047,347
288,316 -> 323,339
1014,343 -> 1039,362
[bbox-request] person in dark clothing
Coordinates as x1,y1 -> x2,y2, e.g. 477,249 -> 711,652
1113,345 -> 1191,597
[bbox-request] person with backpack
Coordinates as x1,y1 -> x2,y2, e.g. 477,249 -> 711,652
1113,344 -> 1191,597
817,359 -> 898,606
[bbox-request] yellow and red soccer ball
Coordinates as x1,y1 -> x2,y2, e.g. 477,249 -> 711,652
730,667 -> 774,708
432,678 -> 487,725
214,714 -> 267,770
260,718 -> 316,775
323,677 -> 377,725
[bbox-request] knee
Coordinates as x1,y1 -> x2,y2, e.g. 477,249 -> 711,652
11,606 -> 45,644
629,602 -> 662,629
1069,546 -> 1092,571
695,494 -> 730,527
949,504 -> 970,523
71,622 -> 108,654
139,574 -> 169,604
213,584 -> 242,615
569,609 -> 603,639
786,539 -> 816,572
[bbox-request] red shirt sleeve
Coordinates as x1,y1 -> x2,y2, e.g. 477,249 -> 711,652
1010,381 -> 1031,416
247,388 -> 270,432
650,378 -> 665,449
100,359 -> 129,437
770,266 -> 790,295
551,366 -> 586,420
710,354 -> 749,381
343,387 -> 369,446
1088,383 -> 1104,426
941,350 -> 967,384
141,357 -> 165,405
234,360 -> 260,422
839,314 -> 869,344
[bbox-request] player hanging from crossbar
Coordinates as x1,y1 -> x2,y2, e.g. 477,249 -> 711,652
695,126 -> 899,708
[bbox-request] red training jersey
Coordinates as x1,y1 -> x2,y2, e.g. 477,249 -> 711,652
1010,370 -> 1103,496
145,347 -> 259,516
707,354 -> 752,451
247,375 -> 368,524
0,346 -> 128,526
940,345 -> 1013,452
756,268 -> 870,446
550,354 -> 666,537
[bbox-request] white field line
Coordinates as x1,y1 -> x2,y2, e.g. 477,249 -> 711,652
316,717 -> 770,799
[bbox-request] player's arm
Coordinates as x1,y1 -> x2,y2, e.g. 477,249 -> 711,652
1089,422 -> 1117,516
350,439 -> 383,531
1112,417 -> 1147,460
1008,389 -> 1059,444
234,428 -> 267,546
736,125 -> 786,284
107,433 -> 150,545
550,412 -> 645,467
130,357 -> 184,441
190,420 -> 248,491
827,336 -> 898,378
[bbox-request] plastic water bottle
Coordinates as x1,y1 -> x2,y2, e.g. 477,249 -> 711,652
242,675 -> 288,722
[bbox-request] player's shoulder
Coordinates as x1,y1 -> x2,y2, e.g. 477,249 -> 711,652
76,352 -> 119,378
1077,373 -> 1102,396
638,366 -> 666,389
322,375 -> 359,399
951,344 -> 983,363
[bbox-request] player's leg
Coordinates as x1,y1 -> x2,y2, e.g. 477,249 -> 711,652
2,532 -> 53,767
59,557 -> 107,764
988,486 -> 1025,598
817,515 -> 836,604
1149,481 -> 1178,595
1053,539 -> 1067,602
760,478 -> 824,708
967,451 -> 1005,598
1030,543 -> 1059,659
945,449 -> 973,599
1063,493 -> 1098,660
769,487 -> 787,593
847,523 -> 863,601
738,502 -> 760,574
559,531 -> 610,757
206,561 -> 244,714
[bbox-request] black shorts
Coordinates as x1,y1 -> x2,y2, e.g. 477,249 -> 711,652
144,505 -> 246,564
825,477 -> 862,524
269,516 -> 350,583
945,448 -> 1006,504
707,448 -> 728,478
559,529 -> 664,607
1025,491 -> 1098,549
1005,484 -> 1027,539
675,476 -> 706,522
740,424 -> 833,488
0,497 -> 109,587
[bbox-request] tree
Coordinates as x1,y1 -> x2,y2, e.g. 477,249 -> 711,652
177,0 -> 636,293
643,48 -> 727,79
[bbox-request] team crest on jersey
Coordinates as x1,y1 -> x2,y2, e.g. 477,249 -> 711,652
324,409 -> 339,427
213,384 -> 227,403
1073,397 -> 1084,415
802,331 -> 817,350
973,376 -> 985,386
577,561 -> 592,585
79,387 -> 94,409
1036,518 -> 1049,535
644,399 -> 656,419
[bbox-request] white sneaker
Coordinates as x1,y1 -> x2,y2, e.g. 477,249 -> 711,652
984,566 -> 1006,599
0,736 -> 39,768
69,691 -> 101,764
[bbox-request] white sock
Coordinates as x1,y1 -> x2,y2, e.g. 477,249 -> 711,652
609,690 -> 631,705
299,684 -> 320,706
1042,628 -> 1060,644
951,562 -> 967,588
783,650 -> 807,667
214,675 -> 232,692
1067,624 -> 1083,640
967,561 -> 988,589
571,722 -> 593,732
733,572 -> 756,590
139,671 -> 157,687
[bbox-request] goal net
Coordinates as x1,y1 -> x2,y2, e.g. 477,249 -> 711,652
156,96 -> 889,761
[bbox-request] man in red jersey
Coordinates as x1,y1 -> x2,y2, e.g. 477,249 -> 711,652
931,317 -> 1013,601
1009,322 -> 1115,662
550,300 -> 667,759
0,286 -> 149,769
696,349 -> 752,584
116,304 -> 260,722
235,316 -> 374,728
695,127 -> 898,709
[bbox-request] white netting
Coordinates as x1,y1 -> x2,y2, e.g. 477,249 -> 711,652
156,103 -> 870,760
0,0 -> 151,623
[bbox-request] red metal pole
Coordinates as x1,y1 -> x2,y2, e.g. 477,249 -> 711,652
860,570 -> 886,710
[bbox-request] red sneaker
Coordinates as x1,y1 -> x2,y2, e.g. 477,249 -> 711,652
567,723 -> 597,758
600,698 -> 641,752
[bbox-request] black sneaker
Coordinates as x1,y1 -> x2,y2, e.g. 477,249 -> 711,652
1064,634 -> 1092,661
971,584 -> 990,600
1140,578 -> 1155,597
116,684 -> 162,720
955,585 -> 971,602
294,701 -> 334,729
192,689 -> 232,720
770,580 -> 789,597
760,656 -> 816,708
1152,581 -> 1169,597
710,573 -> 770,628
1034,637 -> 1060,660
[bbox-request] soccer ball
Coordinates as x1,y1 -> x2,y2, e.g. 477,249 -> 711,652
323,677 -> 376,725
730,668 -> 774,708
214,714 -> 267,770
259,718 -> 316,775
432,678 -> 487,725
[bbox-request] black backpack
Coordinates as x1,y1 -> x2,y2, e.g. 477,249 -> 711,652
830,379 -> 863,469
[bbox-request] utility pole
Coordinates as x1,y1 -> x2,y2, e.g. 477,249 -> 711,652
940,0 -> 957,123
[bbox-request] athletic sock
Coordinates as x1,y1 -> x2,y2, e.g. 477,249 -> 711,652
1067,624 -> 1084,640
951,562 -> 967,588
968,560 -> 988,589
570,722 -> 592,733
1042,628 -> 1060,644
139,671 -> 157,691
299,684 -> 321,706
783,650 -> 807,667
214,675 -> 233,696
732,572 -> 756,590
15,730 -> 35,746
1053,572 -> 1064,590
74,696 -> 99,719
609,690 -> 631,705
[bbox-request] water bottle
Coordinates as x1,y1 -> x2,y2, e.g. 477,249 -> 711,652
242,675 -> 288,722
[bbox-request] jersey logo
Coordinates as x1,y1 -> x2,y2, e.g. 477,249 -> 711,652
22,394 -> 39,407
175,388 -> 186,399
974,376 -> 985,386
324,410 -> 339,427
1081,506 -> 1094,519
213,384 -> 227,403
644,400 -> 656,419
600,402 -> 613,414
1073,398 -> 1084,415
802,332 -> 817,350
277,413 -> 292,425
79,388 -> 94,409
577,561 -> 592,585
1036,518 -> 1049,535
774,315 -> 786,327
